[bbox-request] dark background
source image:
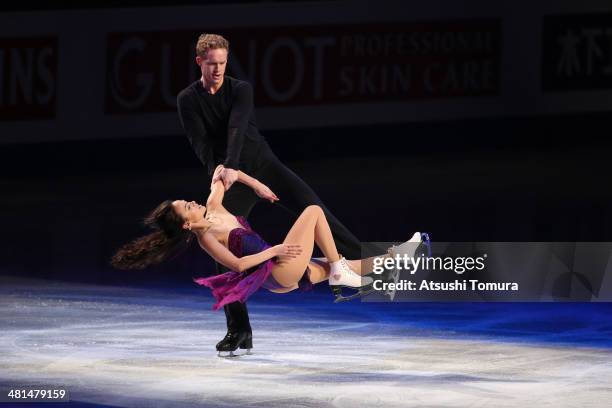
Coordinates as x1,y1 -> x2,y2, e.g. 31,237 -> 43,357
2,1 -> 611,286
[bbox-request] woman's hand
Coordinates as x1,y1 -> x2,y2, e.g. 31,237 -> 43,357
254,182 -> 279,203
272,243 -> 302,259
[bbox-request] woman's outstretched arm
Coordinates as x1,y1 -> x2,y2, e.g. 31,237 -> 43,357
211,164 -> 279,203
206,180 -> 226,208
206,166 -> 226,208
236,171 -> 279,203
198,232 -> 300,272
235,170 -> 259,189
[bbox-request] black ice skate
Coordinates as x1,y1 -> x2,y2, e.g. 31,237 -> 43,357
216,331 -> 253,358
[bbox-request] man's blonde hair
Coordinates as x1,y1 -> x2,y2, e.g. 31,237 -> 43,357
196,33 -> 229,58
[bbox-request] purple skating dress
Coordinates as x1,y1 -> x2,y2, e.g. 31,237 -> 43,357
193,216 -> 312,310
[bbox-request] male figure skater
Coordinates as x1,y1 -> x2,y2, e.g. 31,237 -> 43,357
176,34 -> 364,354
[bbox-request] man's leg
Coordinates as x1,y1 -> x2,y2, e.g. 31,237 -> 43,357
256,157 -> 361,259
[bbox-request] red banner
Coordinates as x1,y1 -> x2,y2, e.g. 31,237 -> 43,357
105,20 -> 501,114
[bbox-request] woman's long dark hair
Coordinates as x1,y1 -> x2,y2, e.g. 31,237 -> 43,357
111,200 -> 193,270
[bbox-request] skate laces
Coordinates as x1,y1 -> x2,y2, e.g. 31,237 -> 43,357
340,258 -> 359,277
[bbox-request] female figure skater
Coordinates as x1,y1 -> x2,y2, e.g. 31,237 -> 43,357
112,165 -> 424,356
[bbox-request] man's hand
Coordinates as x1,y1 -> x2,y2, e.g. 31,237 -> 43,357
211,165 -> 225,186
212,165 -> 239,191
254,182 -> 279,203
212,164 -> 224,179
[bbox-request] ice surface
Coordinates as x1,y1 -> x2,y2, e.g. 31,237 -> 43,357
1,276 -> 611,407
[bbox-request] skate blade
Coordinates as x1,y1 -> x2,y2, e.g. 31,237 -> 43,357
217,349 -> 253,358
332,286 -> 375,303
384,267 -> 400,301
217,351 -> 238,358
330,282 -> 373,290
385,289 -> 397,301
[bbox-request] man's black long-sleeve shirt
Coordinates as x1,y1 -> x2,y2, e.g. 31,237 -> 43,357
177,76 -> 266,176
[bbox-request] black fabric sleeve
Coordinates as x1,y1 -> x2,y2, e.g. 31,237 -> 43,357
224,81 -> 253,170
177,92 -> 212,172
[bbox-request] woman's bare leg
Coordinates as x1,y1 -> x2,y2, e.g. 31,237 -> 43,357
269,260 -> 331,291
307,258 -> 331,284
270,205 -> 341,287
270,205 -> 396,288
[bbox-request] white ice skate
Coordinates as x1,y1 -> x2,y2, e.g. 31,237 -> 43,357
388,232 -> 425,259
385,232 -> 431,301
329,257 -> 374,303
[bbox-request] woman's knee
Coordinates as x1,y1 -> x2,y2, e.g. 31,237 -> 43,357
303,204 -> 323,217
